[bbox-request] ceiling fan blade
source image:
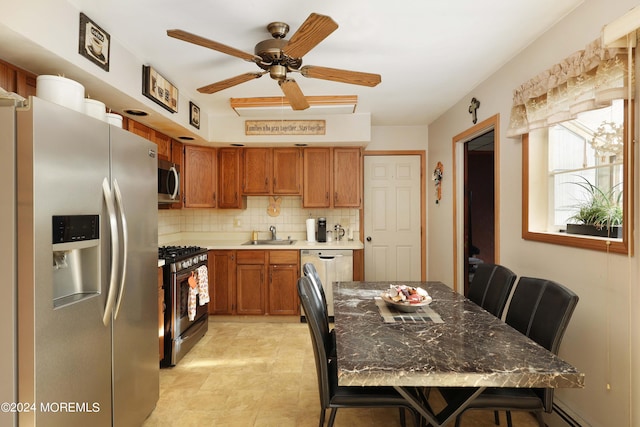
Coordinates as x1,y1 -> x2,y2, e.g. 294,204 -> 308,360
197,72 -> 264,94
300,65 -> 381,87
167,29 -> 261,62
279,79 -> 310,110
282,13 -> 338,59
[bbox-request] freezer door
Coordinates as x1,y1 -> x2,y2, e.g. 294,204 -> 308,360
17,97 -> 112,426
109,125 -> 159,426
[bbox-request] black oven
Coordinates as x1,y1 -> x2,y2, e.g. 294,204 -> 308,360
159,246 -> 208,366
158,158 -> 180,204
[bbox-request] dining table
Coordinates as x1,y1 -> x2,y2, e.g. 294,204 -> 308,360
332,281 -> 584,426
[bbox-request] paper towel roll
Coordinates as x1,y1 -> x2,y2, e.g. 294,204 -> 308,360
306,218 -> 316,242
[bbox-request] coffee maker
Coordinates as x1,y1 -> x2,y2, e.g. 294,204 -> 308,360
317,217 -> 327,242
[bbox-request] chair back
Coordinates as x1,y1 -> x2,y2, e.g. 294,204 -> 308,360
467,263 -> 517,318
298,276 -> 335,408
505,277 -> 579,411
303,262 -> 328,312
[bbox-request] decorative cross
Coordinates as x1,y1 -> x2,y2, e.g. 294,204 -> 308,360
468,97 -> 480,124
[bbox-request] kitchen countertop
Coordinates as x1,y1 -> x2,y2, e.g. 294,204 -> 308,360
159,232 -> 364,251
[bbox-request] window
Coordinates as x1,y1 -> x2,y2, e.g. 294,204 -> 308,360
523,99 -> 632,254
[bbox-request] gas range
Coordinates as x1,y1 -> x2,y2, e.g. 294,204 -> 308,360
158,245 -> 208,273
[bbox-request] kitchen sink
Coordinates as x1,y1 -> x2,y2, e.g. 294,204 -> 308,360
242,239 -> 296,246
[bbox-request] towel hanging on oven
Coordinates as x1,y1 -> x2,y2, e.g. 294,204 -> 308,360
196,265 -> 209,304
187,266 -> 210,321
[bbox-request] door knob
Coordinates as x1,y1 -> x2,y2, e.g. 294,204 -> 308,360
366,236 -> 372,242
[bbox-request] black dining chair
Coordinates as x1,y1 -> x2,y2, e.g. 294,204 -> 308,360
303,262 -> 329,314
467,263 -> 517,319
302,263 -> 336,360
450,276 -> 579,427
297,276 -> 421,427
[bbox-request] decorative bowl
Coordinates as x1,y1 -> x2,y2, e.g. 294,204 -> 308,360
380,294 -> 431,313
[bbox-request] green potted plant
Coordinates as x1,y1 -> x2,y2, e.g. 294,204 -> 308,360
566,176 -> 623,238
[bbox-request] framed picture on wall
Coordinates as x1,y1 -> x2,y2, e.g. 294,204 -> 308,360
78,13 -> 110,71
142,65 -> 178,113
189,101 -> 200,129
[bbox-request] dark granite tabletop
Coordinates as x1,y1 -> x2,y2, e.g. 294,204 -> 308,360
333,281 -> 585,389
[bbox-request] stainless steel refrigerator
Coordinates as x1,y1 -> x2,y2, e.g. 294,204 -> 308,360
1,96 -> 159,426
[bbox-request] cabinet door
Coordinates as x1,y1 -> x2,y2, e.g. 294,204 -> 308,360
333,147 -> 362,207
184,145 -> 217,208
208,250 -> 236,314
236,264 -> 265,314
268,264 -> 299,315
273,148 -> 302,195
303,148 -> 331,208
151,130 -> 171,160
218,148 -> 245,209
126,119 -> 152,140
242,148 -> 271,194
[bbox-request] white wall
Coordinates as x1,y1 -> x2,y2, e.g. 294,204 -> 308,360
428,0 -> 640,425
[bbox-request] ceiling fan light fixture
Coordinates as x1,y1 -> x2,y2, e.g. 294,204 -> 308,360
230,95 -> 357,116
269,64 -> 287,81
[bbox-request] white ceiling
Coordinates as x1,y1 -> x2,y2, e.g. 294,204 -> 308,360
62,1 -> 581,126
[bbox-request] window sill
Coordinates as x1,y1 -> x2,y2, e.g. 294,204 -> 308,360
522,229 -> 629,255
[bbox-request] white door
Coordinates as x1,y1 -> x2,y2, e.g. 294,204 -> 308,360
364,155 -> 422,281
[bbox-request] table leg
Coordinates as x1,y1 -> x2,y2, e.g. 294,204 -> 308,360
394,386 -> 486,427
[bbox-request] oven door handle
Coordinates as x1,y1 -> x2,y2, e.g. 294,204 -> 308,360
113,179 -> 128,320
102,178 -> 120,327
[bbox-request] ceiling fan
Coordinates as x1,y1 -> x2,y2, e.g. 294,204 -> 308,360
167,13 -> 381,110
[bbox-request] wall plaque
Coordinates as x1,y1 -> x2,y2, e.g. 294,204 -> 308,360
245,120 -> 326,135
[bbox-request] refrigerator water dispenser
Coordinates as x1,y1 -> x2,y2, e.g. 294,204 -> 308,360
52,215 -> 100,308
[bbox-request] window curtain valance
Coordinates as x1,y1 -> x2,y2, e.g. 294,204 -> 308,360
507,37 -> 634,137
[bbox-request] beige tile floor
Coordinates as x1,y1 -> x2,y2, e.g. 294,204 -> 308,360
142,317 -> 541,427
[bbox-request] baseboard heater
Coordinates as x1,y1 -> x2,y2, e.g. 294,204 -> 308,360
551,399 -> 589,426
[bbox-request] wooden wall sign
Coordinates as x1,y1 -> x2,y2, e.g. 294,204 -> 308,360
245,120 -> 326,135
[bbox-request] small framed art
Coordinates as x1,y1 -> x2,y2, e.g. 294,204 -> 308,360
189,102 -> 200,129
142,65 -> 178,113
79,13 -> 110,71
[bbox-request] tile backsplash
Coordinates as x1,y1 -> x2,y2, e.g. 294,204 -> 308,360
158,196 -> 360,240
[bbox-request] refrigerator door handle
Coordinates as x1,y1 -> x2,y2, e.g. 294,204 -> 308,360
102,177 -> 120,326
169,166 -> 179,200
113,179 -> 128,320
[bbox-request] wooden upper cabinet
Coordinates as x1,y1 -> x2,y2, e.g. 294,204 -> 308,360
242,147 -> 302,195
0,59 -> 37,99
183,145 -> 217,208
333,147 -> 362,207
218,148 -> 245,209
303,148 -> 332,208
126,119 -> 152,140
242,148 -> 271,194
272,148 -> 302,195
303,147 -> 362,208
151,130 -> 171,160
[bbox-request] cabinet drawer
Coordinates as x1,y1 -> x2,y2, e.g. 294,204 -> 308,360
236,250 -> 266,264
268,250 -> 299,265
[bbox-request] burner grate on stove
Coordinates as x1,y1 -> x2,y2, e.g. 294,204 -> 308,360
158,245 -> 206,262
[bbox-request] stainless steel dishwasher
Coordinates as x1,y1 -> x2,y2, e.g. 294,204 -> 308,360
300,249 -> 353,319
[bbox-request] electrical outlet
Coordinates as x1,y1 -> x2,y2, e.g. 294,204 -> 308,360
233,218 -> 241,227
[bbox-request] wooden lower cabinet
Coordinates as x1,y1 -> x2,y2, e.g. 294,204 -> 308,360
208,249 -> 299,315
208,250 -> 235,314
267,251 -> 300,315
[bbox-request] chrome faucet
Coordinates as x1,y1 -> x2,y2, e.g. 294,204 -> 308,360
269,225 -> 277,240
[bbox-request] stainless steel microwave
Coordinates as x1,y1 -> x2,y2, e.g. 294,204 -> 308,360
158,158 -> 180,204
